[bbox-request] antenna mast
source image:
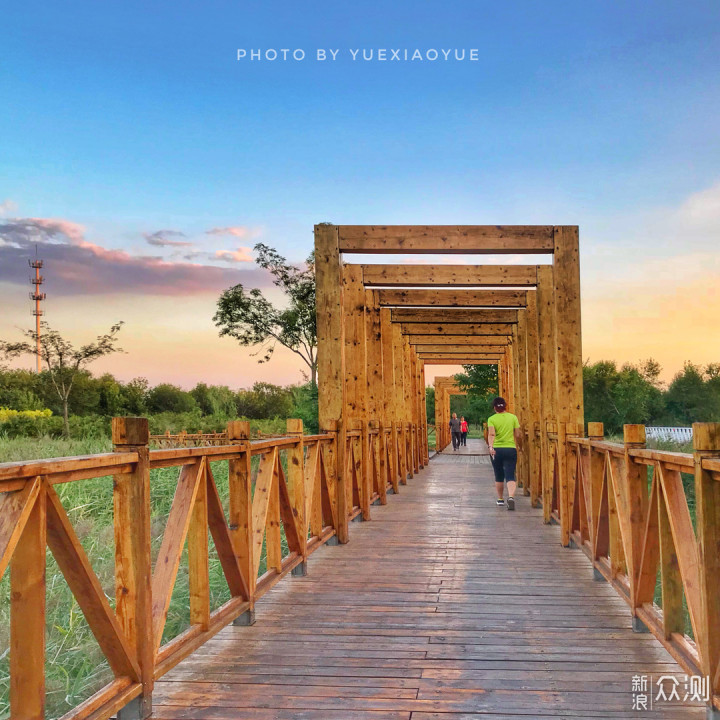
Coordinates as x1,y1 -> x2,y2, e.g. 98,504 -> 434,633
29,247 -> 46,373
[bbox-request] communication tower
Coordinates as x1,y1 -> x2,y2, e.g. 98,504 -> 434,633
29,248 -> 46,373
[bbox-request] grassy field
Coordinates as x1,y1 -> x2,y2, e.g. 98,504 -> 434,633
0,435 -> 274,720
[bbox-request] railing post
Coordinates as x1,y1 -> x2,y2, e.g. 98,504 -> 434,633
325,419 -> 349,544
287,419 -> 307,575
10,479 -> 46,720
586,422 -> 606,580
692,422 -> 720,711
112,417 -> 153,720
623,424 -> 649,632
564,422 -> 582,547
360,419 -> 371,520
227,420 -> 256,625
544,421 -> 556,525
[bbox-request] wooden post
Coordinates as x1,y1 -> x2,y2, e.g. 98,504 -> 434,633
420,363 -> 429,464
537,265 -> 558,523
434,378 -> 442,452
360,419 -> 371,519
587,422 -> 606,568
112,417 -> 153,719
693,423 -> 720,697
623,424 -> 648,621
188,458 -> 210,630
315,225 -> 349,544
526,291 -> 542,507
557,422 -> 570,546
402,335 -> 415,479
227,420 -> 254,612
287,419 -> 307,569
392,322 -> 408,483
553,226 -> 584,427
10,482 -> 46,720
513,322 -> 530,495
380,308 -> 398,491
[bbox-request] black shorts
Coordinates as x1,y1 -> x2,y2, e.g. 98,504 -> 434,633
491,447 -> 517,483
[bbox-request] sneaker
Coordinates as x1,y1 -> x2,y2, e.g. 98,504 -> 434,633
496,498 -> 505,507
507,497 -> 515,511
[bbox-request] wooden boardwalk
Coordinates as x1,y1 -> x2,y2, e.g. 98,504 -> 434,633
152,448 -> 705,719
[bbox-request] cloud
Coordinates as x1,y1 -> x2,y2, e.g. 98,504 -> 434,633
144,229 -> 194,247
0,217 -> 269,296
0,217 -> 86,245
206,226 -> 260,239
0,199 -> 18,216
675,181 -> 720,229
215,247 -> 253,263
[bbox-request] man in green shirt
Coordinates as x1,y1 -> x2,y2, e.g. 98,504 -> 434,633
487,397 -> 522,511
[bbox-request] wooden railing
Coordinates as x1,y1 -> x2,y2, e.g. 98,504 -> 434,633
0,416 -> 420,720
544,421 -> 720,713
149,430 -> 229,447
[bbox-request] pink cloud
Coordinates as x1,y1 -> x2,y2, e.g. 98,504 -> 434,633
0,217 -> 269,295
19,217 -> 86,244
206,226 -> 261,239
215,247 -> 254,263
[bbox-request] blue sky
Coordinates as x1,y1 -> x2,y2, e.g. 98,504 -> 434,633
2,1 -> 719,385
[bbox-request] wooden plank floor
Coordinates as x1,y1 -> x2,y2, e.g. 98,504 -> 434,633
152,447 -> 706,719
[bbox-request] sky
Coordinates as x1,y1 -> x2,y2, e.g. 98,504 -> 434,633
1,1 -> 719,388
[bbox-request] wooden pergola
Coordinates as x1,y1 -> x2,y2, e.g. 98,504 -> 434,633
433,376 -> 466,452
315,225 -> 583,545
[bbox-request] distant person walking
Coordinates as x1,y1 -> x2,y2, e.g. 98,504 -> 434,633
449,413 -> 462,451
487,397 -> 522,510
460,416 -> 468,446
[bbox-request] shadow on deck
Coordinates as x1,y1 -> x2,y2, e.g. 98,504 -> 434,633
152,451 -> 706,719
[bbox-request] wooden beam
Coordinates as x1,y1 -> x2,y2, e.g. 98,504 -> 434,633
424,358 -> 498,365
377,289 -> 527,307
419,353 -> 503,360
392,309 -> 519,324
415,345 -> 505,354
407,335 -> 509,346
361,264 -> 540,287
337,225 -> 555,254
400,322 -> 513,336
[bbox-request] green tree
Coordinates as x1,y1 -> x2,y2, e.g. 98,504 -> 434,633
121,377 -> 149,415
664,363 -> 720,424
214,244 -> 317,385
454,364 -> 499,424
146,384 -> 197,414
0,322 -> 124,436
236,382 -> 294,419
583,359 -> 665,434
191,383 -> 237,417
425,386 -> 435,423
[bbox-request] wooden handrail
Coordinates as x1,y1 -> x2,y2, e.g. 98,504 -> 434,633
0,415 -> 413,720
545,421 -> 720,712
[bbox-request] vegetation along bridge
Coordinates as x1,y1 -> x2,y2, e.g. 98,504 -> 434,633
1,225 -> 719,719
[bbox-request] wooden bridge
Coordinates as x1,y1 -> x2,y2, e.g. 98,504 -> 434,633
1,225 -> 719,719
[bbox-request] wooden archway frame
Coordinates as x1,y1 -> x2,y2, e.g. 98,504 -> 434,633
315,225 -> 583,546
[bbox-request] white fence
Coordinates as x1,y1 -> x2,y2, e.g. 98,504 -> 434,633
645,426 -> 693,443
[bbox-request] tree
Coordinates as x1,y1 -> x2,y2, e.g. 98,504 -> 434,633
583,359 -> 665,434
0,321 -> 123,436
454,364 -> 500,426
214,243 -> 317,385
146,384 -> 197,414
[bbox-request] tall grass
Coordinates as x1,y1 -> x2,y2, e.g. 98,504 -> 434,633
0,436 -> 271,720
